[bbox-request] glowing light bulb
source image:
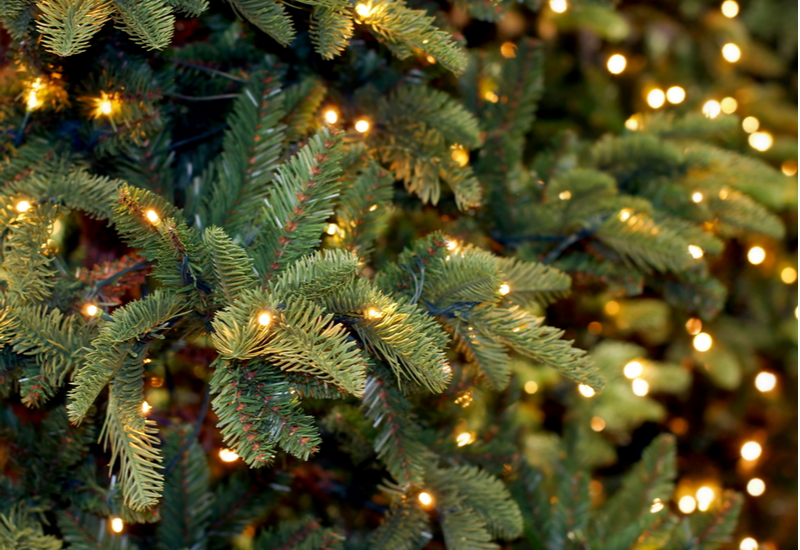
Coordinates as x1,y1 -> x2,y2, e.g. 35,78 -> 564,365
326,223 -> 340,236
781,160 -> 797,176
451,146 -> 469,167
748,132 -> 773,152
93,92 -> 118,118
646,89 -> 666,109
366,308 -> 383,320
499,283 -> 510,295
688,245 -> 704,259
355,119 -> 370,133
703,100 -> 721,119
747,246 -> 766,265
691,192 -> 704,203
650,499 -> 664,513
425,55 -> 436,64
524,380 -> 539,394
696,487 -> 715,511
16,200 -> 31,213
578,384 -> 595,398
721,0 -> 739,17
141,401 -> 152,413
607,54 -> 627,74
355,3 -> 371,16
686,318 -> 702,335
722,43 -> 741,63
740,538 -> 758,550
719,188 -> 729,200
558,191 -> 572,200
324,109 -> 338,124
219,448 -> 239,462
500,42 -> 517,58
746,478 -> 765,496
418,491 -> 434,506
781,267 -> 797,284
26,90 -> 41,111
666,86 -> 686,104
145,210 -> 160,224
721,97 -> 738,114
590,416 -> 606,432
632,378 -> 649,396
85,304 -> 99,317
446,239 -> 458,251
741,441 -> 762,461
619,209 -> 632,221
624,116 -> 640,131
110,517 -> 124,533
549,0 -> 567,13
742,116 -> 759,133
678,495 -> 697,514
456,432 -> 475,447
257,312 -> 272,326
604,300 -> 620,315
693,332 -> 712,352
588,321 -> 603,335
624,361 -> 643,379
484,91 -> 499,103
754,372 -> 776,392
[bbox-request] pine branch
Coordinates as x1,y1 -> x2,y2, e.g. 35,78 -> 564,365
368,498 -> 432,550
254,517 -> 345,550
310,6 -> 353,60
225,0 -> 294,45
112,0 -> 175,51
201,226 -> 258,307
35,0 -> 113,56
281,78 -> 327,144
496,257 -> 571,307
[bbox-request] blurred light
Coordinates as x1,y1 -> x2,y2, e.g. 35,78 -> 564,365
607,54 -> 627,74
719,188 -> 730,200
366,308 -> 383,320
696,486 -> 715,511
678,495 -> 697,514
624,116 -> 639,130
747,246 -> 766,265
484,91 -> 499,103
524,380 -> 539,394
721,0 -> 739,17
781,267 -> 797,284
632,378 -> 649,396
619,208 -> 632,221
16,200 -> 31,213
549,0 -> 567,13
588,321 -> 603,335
742,116 -> 759,133
501,42 -> 517,58
85,304 -> 99,317
146,209 -> 160,224
650,498 -> 664,513
418,491 -> 434,506
326,223 -> 340,235
666,86 -> 686,104
740,538 -> 758,550
110,517 -> 124,533
741,441 -> 762,461
456,432 -> 475,447
691,192 -> 704,203
746,478 -> 766,496
781,160 -> 797,176
590,417 -> 606,432
559,191 -> 572,200
693,332 -> 713,352
721,97 -> 738,113
755,372 -> 777,392
99,100 -> 113,115
425,55 -> 436,64
141,401 -> 152,414
646,89 -> 666,109
669,417 -> 689,435
624,361 -> 643,379
219,448 -> 239,462
355,3 -> 371,16
499,283 -> 511,295
355,119 -> 370,133
578,384 -> 596,398
451,146 -> 469,167
258,312 -> 272,326
369,204 -> 378,211
604,300 -> 620,315
446,239 -> 458,251
688,245 -> 704,259
722,43 -> 741,63
686,318 -> 703,335
454,390 -> 473,407
748,132 -> 773,151
26,90 -> 41,111
324,109 -> 338,124
702,100 -> 721,119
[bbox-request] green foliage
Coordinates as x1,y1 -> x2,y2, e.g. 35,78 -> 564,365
35,0 -> 113,57
254,517 -> 344,550
113,0 -> 175,51
0,506 -> 63,550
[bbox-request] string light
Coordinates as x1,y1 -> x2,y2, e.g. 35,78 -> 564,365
691,192 -> 704,203
604,300 -> 620,315
355,3 -> 372,16
146,210 -> 160,224
84,304 -> 99,317
632,378 -> 649,396
446,239 -> 458,251
499,283 -> 510,295
747,246 -> 766,265
93,91 -> 119,118
696,486 -> 715,511
686,318 -> 703,335
721,0 -> 739,17
590,417 -> 606,432
746,478 -> 766,496
650,498 -> 664,513
425,55 -> 436,64
719,188 -> 730,200
524,380 -> 539,394
500,42 -> 517,58
740,441 -> 762,461
742,116 -> 759,133
748,131 -> 773,152
619,209 -> 632,221
688,245 -> 704,259
324,109 -> 338,124
693,332 -> 713,352
418,491 -> 434,506
678,495 -> 697,514
16,200 -> 31,213
624,116 -> 640,131
666,86 -> 686,104
578,384 -> 596,398
702,100 -> 721,119
326,223 -> 340,236
219,448 -> 239,462
720,97 -> 738,114
624,361 -> 643,379
646,89 -> 666,109
607,54 -> 627,74
141,401 -> 152,413
740,538 -> 758,550
451,145 -> 469,167
781,267 -> 797,284
456,432 -> 476,447
781,160 -> 798,176
587,321 -> 603,335
549,0 -> 567,13
484,91 -> 499,103
257,312 -> 272,326
110,517 -> 124,533
366,307 -> 383,320
754,372 -> 776,392
354,119 -> 370,133
454,390 -> 473,407
558,191 -> 572,200
722,43 -> 741,63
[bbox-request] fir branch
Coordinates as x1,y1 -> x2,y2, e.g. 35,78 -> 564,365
112,0 -> 175,51
35,0 -> 114,57
310,6 -> 353,60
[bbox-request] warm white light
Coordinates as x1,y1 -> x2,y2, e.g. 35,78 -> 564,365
366,307 -> 383,320
355,3 -> 371,16
780,267 -> 797,284
590,416 -> 606,432
524,380 -> 539,394
500,42 -> 517,59
498,283 -> 511,296
110,517 -> 124,533
324,109 -> 338,124
451,146 -> 469,167
747,246 -> 766,265
722,43 -> 741,63
418,491 -> 434,506
748,132 -> 773,152
686,318 -> 702,335
678,495 -> 697,514
691,192 -> 704,203
219,448 -> 239,462
688,245 -> 704,259
703,100 -> 721,119
666,86 -> 686,104
549,0 -> 567,13
578,384 -> 596,398
26,90 -> 41,111
696,487 -> 715,511
326,223 -> 339,236
355,119 -> 370,133
456,432 -> 475,447
721,0 -> 739,17
85,304 -> 99,317
741,441 -> 762,461
721,97 -> 738,114
693,332 -> 712,352
742,116 -> 759,133
16,200 -> 31,213
647,89 -> 666,109
632,378 -> 649,396
650,499 -> 664,513
740,538 -> 758,550
141,401 -> 152,414
607,54 -> 627,74
604,300 -> 620,315
257,312 -> 272,326
146,210 -> 160,224
484,91 -> 499,103
624,116 -> 639,131
754,372 -> 776,392
624,361 -> 643,379
781,160 -> 798,176
746,478 -> 765,496
558,191 -> 572,200
619,209 -> 632,221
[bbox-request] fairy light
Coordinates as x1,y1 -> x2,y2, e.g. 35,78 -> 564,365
607,54 -> 627,75
722,43 -> 741,63
604,300 -> 620,315
418,491 -> 434,506
696,486 -> 715,511
742,116 -> 759,133
110,517 -> 124,533
93,91 -> 119,118
590,417 -> 606,432
632,378 -> 649,396
446,239 -> 458,251
499,283 -> 511,295
500,42 -> 517,58
355,119 -> 370,133
646,89 -> 666,109
451,145 -> 469,167
257,312 -> 272,326
578,384 -> 596,398
454,390 -> 473,407
141,401 -> 152,414
16,200 -> 31,213
781,160 -> 798,176
719,188 -> 730,200
425,55 -> 436,64
324,109 -> 338,124
686,318 -> 702,335
456,432 -> 475,447
558,191 -> 572,200
549,0 -> 567,13
741,441 -> 762,461
781,267 -> 797,284
650,498 -> 664,513
693,332 -> 712,352
691,192 -> 704,203
720,97 -> 738,114
740,538 -> 758,550
666,86 -> 686,104
355,3 -> 372,16
619,209 -> 632,221
587,321 -> 602,335
84,304 -> 99,317
326,223 -> 340,236
145,209 -> 160,224
366,307 -> 383,320
624,116 -> 640,131
624,361 -> 643,379
219,448 -> 239,462
484,91 -> 499,103
678,495 -> 697,514
754,372 -> 776,392
688,245 -> 704,259
26,90 -> 41,111
368,204 -> 378,212
524,380 -> 539,394
721,0 -> 739,17
747,246 -> 766,265
748,131 -> 773,152
746,478 -> 765,496
702,100 -> 721,119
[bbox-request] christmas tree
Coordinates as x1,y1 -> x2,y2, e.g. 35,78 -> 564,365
0,0 -> 795,548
